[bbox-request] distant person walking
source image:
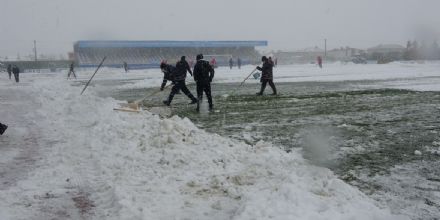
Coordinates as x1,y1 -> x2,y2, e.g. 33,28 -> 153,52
229,57 -> 233,69
67,62 -> 77,79
210,57 -> 217,68
7,64 -> 12,79
123,61 -> 129,73
12,65 -> 20,83
317,56 -> 322,68
0,122 -> 7,135
256,56 -> 277,95
237,57 -> 242,69
160,62 -> 197,106
193,54 -> 215,111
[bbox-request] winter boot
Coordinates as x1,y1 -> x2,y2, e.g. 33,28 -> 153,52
163,100 -> 170,106
196,100 -> 200,112
189,98 -> 197,105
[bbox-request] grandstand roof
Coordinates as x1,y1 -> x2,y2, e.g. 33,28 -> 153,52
75,40 -> 268,48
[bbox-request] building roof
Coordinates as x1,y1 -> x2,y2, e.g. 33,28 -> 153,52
368,44 -> 405,50
299,47 -> 325,52
75,40 -> 268,48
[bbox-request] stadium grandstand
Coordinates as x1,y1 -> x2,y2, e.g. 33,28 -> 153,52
74,40 -> 267,69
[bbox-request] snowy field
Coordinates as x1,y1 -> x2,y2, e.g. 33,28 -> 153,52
1,62 -> 440,219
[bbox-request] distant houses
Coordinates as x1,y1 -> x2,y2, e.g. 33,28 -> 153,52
274,47 -> 324,64
366,44 -> 405,61
273,44 -> 412,64
274,46 -> 366,64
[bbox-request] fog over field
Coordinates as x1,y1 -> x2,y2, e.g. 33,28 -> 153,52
1,0 -> 440,56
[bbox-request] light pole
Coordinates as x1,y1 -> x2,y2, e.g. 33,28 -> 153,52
34,40 -> 37,61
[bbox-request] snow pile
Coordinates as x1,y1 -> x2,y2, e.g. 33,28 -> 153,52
0,72 -> 408,219
362,160 -> 440,220
2,74 -> 403,219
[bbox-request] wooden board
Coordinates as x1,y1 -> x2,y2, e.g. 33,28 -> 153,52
113,108 -> 141,113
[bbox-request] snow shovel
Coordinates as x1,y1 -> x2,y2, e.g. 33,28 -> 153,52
114,83 -> 173,112
80,56 -> 107,95
229,67 -> 258,95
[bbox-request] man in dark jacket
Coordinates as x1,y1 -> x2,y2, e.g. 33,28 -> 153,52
176,56 -> 192,78
256,56 -> 277,95
237,57 -> 242,69
12,65 -> 20,83
161,62 -> 197,106
7,64 -> 12,79
229,57 -> 233,69
193,54 -> 215,111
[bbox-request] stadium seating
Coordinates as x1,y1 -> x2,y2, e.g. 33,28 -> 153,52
74,41 -> 266,68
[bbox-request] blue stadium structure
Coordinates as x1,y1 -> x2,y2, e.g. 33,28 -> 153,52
74,40 -> 267,69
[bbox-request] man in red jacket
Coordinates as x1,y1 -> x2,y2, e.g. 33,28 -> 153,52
317,56 -> 323,68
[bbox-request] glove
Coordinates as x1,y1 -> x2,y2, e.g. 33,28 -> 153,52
160,87 -> 164,91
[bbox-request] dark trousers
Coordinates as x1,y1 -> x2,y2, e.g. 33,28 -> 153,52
196,82 -> 213,109
13,73 -> 19,83
167,80 -> 196,103
8,72 -> 11,79
67,70 -> 76,79
259,79 -> 277,94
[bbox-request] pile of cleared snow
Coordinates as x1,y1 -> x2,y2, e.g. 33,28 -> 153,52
2,73 -> 406,219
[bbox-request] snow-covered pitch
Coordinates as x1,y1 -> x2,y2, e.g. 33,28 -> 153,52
3,61 -> 437,219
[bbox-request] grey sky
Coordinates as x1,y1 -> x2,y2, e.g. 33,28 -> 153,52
1,0 -> 440,57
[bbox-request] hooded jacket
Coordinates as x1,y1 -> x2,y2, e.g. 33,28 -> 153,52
193,59 -> 214,84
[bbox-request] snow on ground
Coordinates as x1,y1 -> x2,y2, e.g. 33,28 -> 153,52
0,64 -> 416,219
358,160 -> 440,219
110,61 -> 440,91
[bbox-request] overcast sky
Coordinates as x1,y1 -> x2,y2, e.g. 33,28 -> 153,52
1,0 -> 440,57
